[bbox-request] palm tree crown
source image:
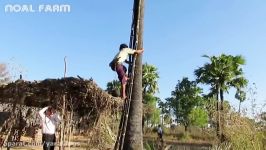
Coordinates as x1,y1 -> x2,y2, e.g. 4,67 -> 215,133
142,63 -> 159,95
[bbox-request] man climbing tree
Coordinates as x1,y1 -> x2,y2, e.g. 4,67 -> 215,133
124,0 -> 145,149
113,0 -> 145,149
109,43 -> 144,99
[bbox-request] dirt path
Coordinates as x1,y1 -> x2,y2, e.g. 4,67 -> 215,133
144,136 -> 212,150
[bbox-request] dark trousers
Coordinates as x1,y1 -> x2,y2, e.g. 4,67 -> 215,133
42,134 -> 56,150
158,133 -> 163,140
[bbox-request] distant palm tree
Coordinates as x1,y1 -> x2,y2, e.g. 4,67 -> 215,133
142,63 -> 159,132
235,89 -> 246,113
194,54 -> 248,142
142,63 -> 159,96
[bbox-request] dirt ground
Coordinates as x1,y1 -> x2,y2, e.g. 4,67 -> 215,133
3,134 -> 91,150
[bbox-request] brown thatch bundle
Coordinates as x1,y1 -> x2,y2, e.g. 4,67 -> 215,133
0,77 -> 123,147
0,77 -> 122,116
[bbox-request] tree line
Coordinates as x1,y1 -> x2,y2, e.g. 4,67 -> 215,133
106,54 -> 253,143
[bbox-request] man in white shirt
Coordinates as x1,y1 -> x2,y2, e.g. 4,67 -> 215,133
157,124 -> 163,141
38,106 -> 61,150
109,43 -> 144,99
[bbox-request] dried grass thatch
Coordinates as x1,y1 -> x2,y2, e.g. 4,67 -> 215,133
0,77 -> 122,116
0,77 -> 123,148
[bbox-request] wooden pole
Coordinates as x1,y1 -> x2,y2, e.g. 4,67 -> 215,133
59,56 -> 67,150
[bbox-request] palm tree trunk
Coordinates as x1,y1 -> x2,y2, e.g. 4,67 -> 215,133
215,86 -> 220,140
162,114 -> 164,126
124,0 -> 144,149
220,89 -> 224,111
219,88 -> 224,142
185,125 -> 188,132
142,87 -> 147,133
238,101 -> 241,113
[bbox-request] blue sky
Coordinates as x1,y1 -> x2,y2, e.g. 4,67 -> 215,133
0,0 -> 265,114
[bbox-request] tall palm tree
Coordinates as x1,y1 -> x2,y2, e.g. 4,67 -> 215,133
195,55 -> 221,138
194,54 -> 247,142
124,0 -> 144,149
142,63 -> 159,96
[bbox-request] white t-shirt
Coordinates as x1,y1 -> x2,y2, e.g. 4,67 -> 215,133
158,127 -> 162,134
38,107 -> 61,134
114,48 -> 136,63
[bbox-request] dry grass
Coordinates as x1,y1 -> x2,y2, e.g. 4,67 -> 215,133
222,112 -> 265,150
144,126 -> 217,144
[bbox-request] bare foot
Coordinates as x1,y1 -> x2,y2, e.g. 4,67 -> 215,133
125,76 -> 130,81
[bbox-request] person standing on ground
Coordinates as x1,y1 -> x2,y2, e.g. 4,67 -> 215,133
38,106 -> 61,150
157,124 -> 163,141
